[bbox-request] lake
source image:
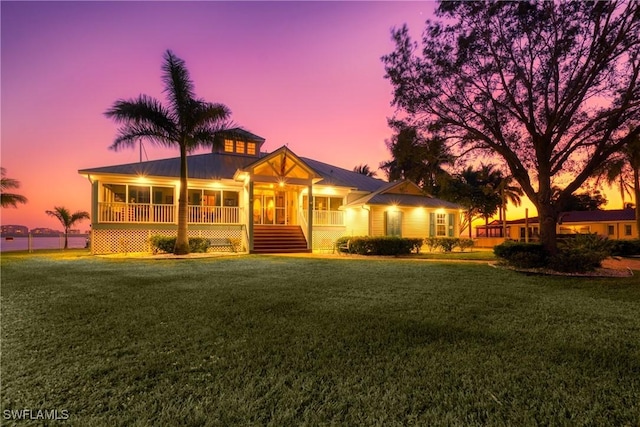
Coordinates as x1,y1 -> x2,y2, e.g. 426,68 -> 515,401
1,236 -> 88,252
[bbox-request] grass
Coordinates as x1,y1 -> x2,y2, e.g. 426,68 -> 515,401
2,251 -> 639,426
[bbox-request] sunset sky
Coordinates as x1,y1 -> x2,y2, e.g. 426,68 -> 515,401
0,1 -> 621,231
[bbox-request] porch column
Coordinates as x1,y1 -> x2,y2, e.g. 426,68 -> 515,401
91,180 -> 99,225
307,183 -> 313,250
248,180 -> 254,252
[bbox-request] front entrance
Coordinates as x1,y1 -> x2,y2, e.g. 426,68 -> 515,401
253,189 -> 293,225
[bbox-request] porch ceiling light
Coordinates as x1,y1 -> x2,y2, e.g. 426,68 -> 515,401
136,175 -> 149,184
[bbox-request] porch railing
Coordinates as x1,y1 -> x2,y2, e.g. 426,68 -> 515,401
188,206 -> 241,224
301,209 -> 344,226
99,202 -> 174,223
98,202 -> 241,224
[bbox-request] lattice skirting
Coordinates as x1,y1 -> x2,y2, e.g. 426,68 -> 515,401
91,227 -> 245,254
312,227 -> 347,253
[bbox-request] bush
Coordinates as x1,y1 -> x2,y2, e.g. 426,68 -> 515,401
424,237 -> 474,253
335,236 -> 423,256
549,234 -> 610,272
494,241 -> 548,268
609,239 -> 640,257
458,238 -> 475,252
150,236 -> 176,254
547,248 -> 605,273
150,236 -> 211,254
495,235 -> 611,273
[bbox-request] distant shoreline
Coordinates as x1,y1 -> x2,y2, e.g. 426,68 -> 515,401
2,233 -> 89,238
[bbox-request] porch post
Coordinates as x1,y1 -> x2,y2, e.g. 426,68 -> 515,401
91,180 -> 99,225
307,182 -> 313,250
248,180 -> 254,252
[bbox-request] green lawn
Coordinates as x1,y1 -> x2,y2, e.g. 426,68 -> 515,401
2,251 -> 639,426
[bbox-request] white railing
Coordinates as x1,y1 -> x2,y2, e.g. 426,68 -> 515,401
98,202 -> 240,224
313,210 -> 344,226
188,206 -> 241,224
99,202 -> 175,223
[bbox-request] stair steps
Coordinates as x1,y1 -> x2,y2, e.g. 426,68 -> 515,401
252,225 -> 310,254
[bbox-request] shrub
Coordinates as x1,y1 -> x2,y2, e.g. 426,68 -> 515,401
150,236 -> 211,254
336,236 -> 423,256
150,236 -> 176,254
437,238 -> 459,253
494,241 -> 548,268
424,237 -> 473,252
547,248 -> 605,273
609,239 -> 640,257
458,238 -> 475,252
188,237 -> 211,253
424,237 -> 440,252
549,234 -> 610,272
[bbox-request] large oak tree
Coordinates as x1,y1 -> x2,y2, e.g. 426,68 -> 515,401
383,1 -> 640,253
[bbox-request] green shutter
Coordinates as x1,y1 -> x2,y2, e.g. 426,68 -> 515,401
448,213 -> 455,237
429,213 -> 435,237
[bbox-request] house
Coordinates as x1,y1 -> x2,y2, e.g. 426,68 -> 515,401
78,129 -> 462,254
474,208 -> 638,246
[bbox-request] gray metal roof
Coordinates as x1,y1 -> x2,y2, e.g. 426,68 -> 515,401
300,157 -> 387,192
79,153 -> 253,180
366,193 -> 461,209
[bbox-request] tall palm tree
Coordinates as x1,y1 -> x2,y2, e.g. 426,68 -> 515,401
1,168 -> 28,208
105,50 -> 233,254
353,164 -> 377,177
605,134 -> 640,234
45,207 -> 90,249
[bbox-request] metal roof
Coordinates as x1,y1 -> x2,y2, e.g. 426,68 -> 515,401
300,157 -> 387,192
79,152 -> 253,180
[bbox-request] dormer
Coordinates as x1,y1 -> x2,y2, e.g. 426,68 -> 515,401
214,128 -> 266,157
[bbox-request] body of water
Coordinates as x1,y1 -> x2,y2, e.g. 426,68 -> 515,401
1,236 -> 88,252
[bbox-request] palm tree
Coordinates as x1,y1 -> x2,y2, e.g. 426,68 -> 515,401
380,120 -> 454,195
353,164 -> 377,177
45,207 -> 90,249
605,134 -> 640,234
497,173 -> 523,239
105,50 -> 233,254
1,168 -> 28,208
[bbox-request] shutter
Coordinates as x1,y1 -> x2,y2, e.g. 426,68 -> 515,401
448,213 -> 455,237
429,212 -> 435,237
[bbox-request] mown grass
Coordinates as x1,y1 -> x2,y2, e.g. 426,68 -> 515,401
1,252 -> 639,426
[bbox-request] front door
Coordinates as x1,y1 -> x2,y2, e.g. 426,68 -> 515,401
253,190 -> 291,225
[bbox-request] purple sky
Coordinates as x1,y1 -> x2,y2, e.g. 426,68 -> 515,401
1,1 -> 438,230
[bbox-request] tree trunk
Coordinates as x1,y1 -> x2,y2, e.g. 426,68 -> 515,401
537,204 -> 559,255
64,231 -> 69,250
174,145 -> 190,255
634,166 -> 640,238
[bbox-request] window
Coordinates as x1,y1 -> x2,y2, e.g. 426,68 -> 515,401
436,213 -> 446,236
223,191 -> 239,206
236,140 -> 245,154
224,139 -> 234,152
129,186 -> 150,204
247,143 -> 256,155
153,187 -> 173,204
625,224 -> 632,236
607,225 -> 615,236
386,210 -> 402,237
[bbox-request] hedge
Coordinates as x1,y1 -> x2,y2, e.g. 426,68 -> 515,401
335,236 -> 423,256
150,236 -> 211,254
